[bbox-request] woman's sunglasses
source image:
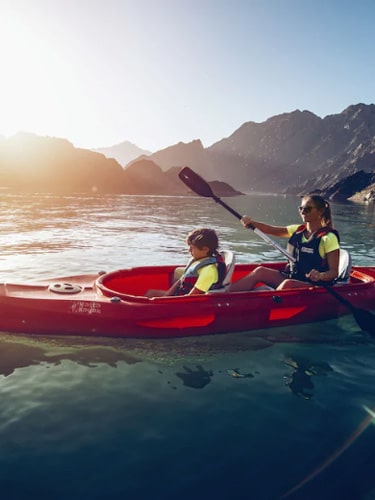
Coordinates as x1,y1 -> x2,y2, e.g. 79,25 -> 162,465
298,205 -> 314,214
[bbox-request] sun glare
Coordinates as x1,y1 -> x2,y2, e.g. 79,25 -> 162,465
0,5 -> 88,142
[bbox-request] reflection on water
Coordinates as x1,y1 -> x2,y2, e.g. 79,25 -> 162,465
175,365 -> 214,389
0,335 -> 141,377
0,331 -> 275,378
283,355 -> 333,400
0,316 -> 370,382
224,367 -> 255,378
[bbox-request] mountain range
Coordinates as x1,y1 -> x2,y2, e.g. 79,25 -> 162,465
1,103 -> 375,200
124,103 -> 375,198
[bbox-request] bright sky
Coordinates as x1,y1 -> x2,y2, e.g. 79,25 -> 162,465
0,0 -> 374,152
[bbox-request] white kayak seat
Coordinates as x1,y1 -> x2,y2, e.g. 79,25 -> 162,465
221,250 -> 236,287
254,285 -> 274,291
172,266 -> 185,283
335,248 -> 352,284
208,250 -> 235,292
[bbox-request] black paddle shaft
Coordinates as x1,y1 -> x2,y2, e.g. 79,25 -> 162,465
178,166 -> 375,336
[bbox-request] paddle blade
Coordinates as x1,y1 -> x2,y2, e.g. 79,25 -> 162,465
179,167 -> 215,198
352,308 -> 375,336
323,283 -> 375,335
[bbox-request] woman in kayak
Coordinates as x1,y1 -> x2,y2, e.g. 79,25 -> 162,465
228,195 -> 340,291
146,227 -> 226,296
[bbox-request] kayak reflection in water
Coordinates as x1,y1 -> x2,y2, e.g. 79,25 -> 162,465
146,228 -> 226,297
228,195 -> 340,292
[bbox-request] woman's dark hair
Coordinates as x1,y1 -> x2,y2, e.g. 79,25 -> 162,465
186,228 -> 219,254
303,194 -> 333,227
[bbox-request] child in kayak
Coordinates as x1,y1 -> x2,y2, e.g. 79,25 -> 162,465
146,228 -> 226,296
228,195 -> 340,291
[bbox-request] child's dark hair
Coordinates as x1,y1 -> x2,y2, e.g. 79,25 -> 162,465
186,228 -> 219,254
303,194 -> 333,227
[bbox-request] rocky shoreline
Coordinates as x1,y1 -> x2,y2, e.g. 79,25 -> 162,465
349,184 -> 375,203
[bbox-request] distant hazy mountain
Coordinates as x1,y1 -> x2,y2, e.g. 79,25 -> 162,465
0,132 -> 126,193
93,141 -> 151,166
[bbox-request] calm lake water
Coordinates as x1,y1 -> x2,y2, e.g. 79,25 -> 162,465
0,192 -> 375,500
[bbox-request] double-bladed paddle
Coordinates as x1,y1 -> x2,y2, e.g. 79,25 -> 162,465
178,166 -> 375,335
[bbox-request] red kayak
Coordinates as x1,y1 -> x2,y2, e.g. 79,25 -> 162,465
0,261 -> 374,338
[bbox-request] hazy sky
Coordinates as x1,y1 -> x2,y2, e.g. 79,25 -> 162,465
0,0 -> 374,152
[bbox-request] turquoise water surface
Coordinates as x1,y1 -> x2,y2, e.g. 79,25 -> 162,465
0,193 -> 374,499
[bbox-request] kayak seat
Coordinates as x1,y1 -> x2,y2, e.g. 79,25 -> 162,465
221,250 -> 236,287
254,284 -> 274,291
336,248 -> 352,284
209,250 -> 235,292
